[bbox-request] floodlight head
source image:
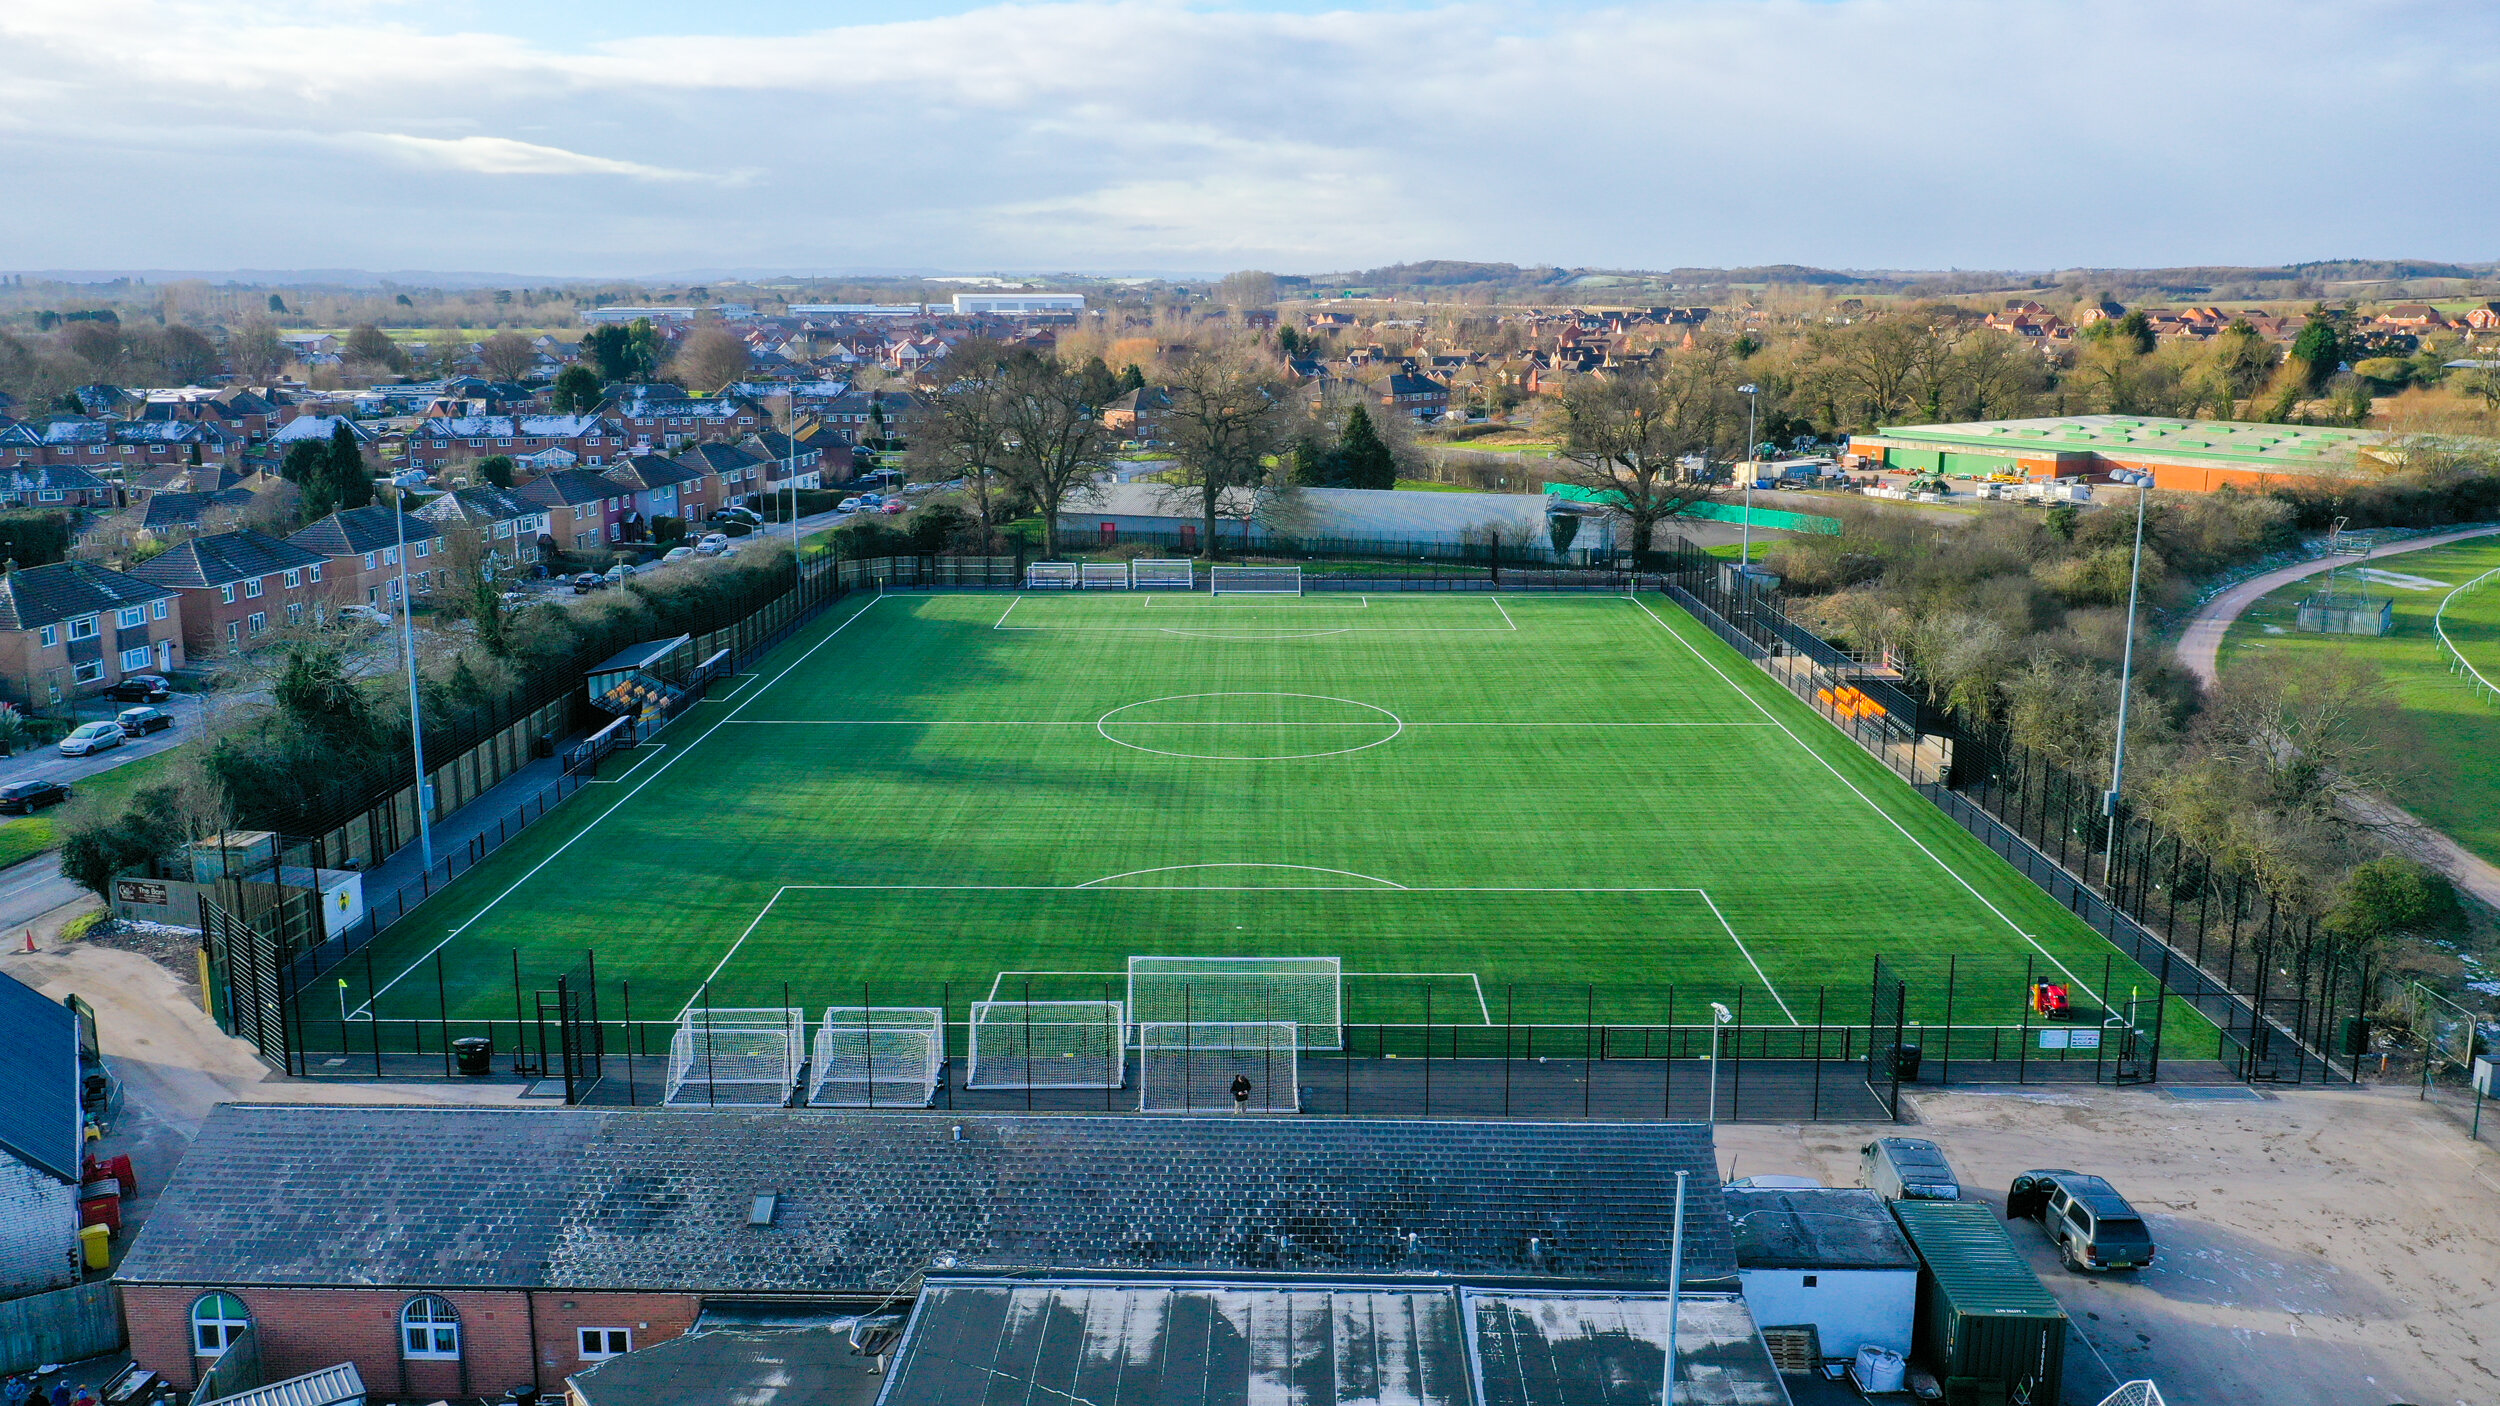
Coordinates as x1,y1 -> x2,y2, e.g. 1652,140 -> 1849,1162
1738,383 -> 1759,395
1710,1002 -> 1733,1024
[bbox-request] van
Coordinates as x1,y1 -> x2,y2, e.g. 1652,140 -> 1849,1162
1862,1136 -> 1961,1202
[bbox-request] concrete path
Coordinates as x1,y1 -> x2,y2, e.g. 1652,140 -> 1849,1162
2174,522 -> 2500,908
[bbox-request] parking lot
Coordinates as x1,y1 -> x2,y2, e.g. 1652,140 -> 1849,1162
1718,1081 -> 2499,1406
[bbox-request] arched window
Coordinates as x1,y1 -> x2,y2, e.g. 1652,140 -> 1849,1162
402,1296 -> 461,1360
191,1294 -> 250,1355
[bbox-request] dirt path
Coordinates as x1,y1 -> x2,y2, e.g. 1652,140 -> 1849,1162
1720,1083 -> 2500,1406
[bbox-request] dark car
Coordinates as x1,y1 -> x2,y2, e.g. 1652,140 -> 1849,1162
0,780 -> 71,814
571,573 -> 608,593
116,706 -> 175,737
2008,1169 -> 2156,1271
106,674 -> 170,702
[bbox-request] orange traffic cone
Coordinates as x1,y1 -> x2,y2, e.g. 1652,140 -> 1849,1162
21,929 -> 33,953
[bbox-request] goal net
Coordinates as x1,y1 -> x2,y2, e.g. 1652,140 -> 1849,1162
965,1000 -> 1126,1088
1132,559 -> 1195,590
1209,565 -> 1302,596
665,1007 -> 804,1107
806,1006 -> 944,1107
1024,562 -> 1080,589
1127,956 -> 1341,1051
1138,1022 -> 1300,1113
1080,562 -> 1132,589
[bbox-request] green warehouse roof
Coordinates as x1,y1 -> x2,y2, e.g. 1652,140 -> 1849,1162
1861,414 -> 2386,472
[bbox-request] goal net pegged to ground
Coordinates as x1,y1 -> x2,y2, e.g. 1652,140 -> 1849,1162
965,999 -> 1127,1088
1208,565 -> 1302,596
1131,559 -> 1195,590
1079,562 -> 1132,589
806,1006 -> 944,1107
1024,562 -> 1080,589
665,1007 -> 804,1107
1127,956 -> 1341,1051
1138,1021 -> 1300,1113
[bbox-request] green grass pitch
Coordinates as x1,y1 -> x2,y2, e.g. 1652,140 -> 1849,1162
348,589 -> 2186,1041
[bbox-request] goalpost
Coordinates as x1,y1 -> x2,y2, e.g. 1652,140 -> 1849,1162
1128,956 -> 1341,1050
665,1007 -> 804,1107
1024,562 -> 1080,589
1208,565 -> 1302,596
806,1006 -> 944,1107
1138,1021 -> 1299,1113
1079,563 -> 1132,589
1131,559 -> 1196,590
965,1000 -> 1127,1088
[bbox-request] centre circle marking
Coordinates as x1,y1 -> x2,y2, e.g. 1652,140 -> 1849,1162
1095,692 -> 1404,760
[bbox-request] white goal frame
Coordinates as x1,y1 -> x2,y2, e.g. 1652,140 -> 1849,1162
1024,562 -> 1080,589
806,1006 -> 944,1107
965,999 -> 1127,1088
1208,565 -> 1302,596
665,1007 -> 804,1107
1079,562 -> 1132,589
1127,956 -> 1342,1051
1132,559 -> 1195,590
1138,1021 -> 1300,1113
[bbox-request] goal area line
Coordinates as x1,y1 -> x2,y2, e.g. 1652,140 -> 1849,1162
992,595 -> 1518,633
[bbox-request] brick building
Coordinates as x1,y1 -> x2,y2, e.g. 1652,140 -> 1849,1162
288,508 -> 446,609
0,418 -> 240,477
413,487 -> 551,575
401,415 -> 629,472
0,969 -> 81,1297
598,455 -> 715,530
599,388 -> 767,453
0,560 -> 183,708
127,531 -> 331,652
115,1106 -> 1729,1400
515,470 -> 640,551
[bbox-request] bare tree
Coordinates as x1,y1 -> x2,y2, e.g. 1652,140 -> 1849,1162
1552,355 -> 1728,566
1154,349 -> 1290,556
666,327 -> 751,394
229,320 -> 288,380
994,353 -> 1113,558
475,332 -> 538,383
908,340 -> 1016,549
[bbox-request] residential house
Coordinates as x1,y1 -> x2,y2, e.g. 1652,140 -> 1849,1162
265,415 -> 371,453
0,560 -> 183,708
413,487 -> 549,576
139,488 -> 260,534
516,469 -> 641,552
126,464 -> 253,502
289,508 -> 447,610
815,390 -> 913,439
0,462 -> 115,510
600,388 -> 768,453
2377,305 -> 2449,329
128,531 -> 332,652
1381,372 -> 1450,422
2462,303 -> 2500,332
738,432 -> 836,492
0,419 -> 234,483
599,455 -> 713,532
402,415 -> 627,472
0,968 -> 82,1298
1100,386 -> 1174,441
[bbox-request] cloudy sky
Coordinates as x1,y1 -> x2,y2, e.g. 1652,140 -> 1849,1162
3,0 -> 2493,279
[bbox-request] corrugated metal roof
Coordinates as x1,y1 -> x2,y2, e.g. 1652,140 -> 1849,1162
201,1362 -> 363,1406
0,969 -> 80,1183
1890,1201 -> 2065,1320
1468,1290 -> 1788,1406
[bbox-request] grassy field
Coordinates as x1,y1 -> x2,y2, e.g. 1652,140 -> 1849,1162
342,590 -> 2186,1049
0,744 -> 193,870
2220,534 -> 2500,866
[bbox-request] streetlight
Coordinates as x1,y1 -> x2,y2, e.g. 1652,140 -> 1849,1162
1736,384 -> 1761,566
2100,468 -> 2155,886
1706,1001 -> 1734,1124
1663,1168 -> 1688,1406
392,499 -> 434,871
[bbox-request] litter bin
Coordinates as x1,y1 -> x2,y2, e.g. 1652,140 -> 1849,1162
454,1037 -> 495,1076
79,1222 -> 110,1270
1888,1043 -> 1923,1081
534,732 -> 557,759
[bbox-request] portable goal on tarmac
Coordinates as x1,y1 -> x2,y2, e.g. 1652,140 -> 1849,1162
1080,563 -> 1132,589
1137,1021 -> 1300,1113
1208,565 -> 1302,596
1126,956 -> 1342,1050
1024,562 -> 1080,589
1131,559 -> 1196,590
665,1007 -> 804,1107
965,999 -> 1127,1088
805,1006 -> 944,1107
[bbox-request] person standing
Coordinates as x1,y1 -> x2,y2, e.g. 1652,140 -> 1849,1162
1231,1073 -> 1252,1113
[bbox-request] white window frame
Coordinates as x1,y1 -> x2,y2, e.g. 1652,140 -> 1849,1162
120,646 -> 151,671
192,1294 -> 251,1356
283,569 -> 301,588
309,563 -> 322,582
152,600 -> 168,620
38,489 -> 62,502
117,606 -> 145,629
38,625 -> 56,648
66,615 -> 98,641
220,584 -> 235,604
578,1328 -> 631,1361
401,1296 -> 461,1361
247,612 -> 267,634
243,577 -> 263,599
363,551 -> 376,570
72,660 -> 103,684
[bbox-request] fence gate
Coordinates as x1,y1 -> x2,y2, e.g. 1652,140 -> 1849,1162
531,954 -> 605,1103
203,895 -> 291,1069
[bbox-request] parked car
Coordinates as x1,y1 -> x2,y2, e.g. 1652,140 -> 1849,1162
572,573 -> 607,593
603,564 -> 631,585
696,533 -> 730,555
0,780 -> 72,814
1862,1136 -> 1961,1202
662,546 -> 698,564
105,674 -> 170,703
879,499 -> 907,514
2008,1170 -> 2155,1272
838,496 -> 867,512
115,706 -> 174,737
709,506 -> 762,526
58,721 -> 126,757
337,604 -> 391,626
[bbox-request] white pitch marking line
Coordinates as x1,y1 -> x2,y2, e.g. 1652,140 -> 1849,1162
1350,971 -> 1494,1024
725,719 -> 1773,727
986,970 -> 1127,1003
684,885 -> 796,1015
351,590 -> 890,1017
993,596 -> 1021,628
1692,888 -> 1798,1024
1627,594 -> 2103,1003
1075,862 -> 1408,889
1492,597 -> 1516,631
584,741 -> 669,781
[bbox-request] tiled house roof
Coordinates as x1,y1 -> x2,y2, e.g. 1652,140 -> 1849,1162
126,530 -> 327,589
287,507 -> 441,556
0,560 -> 176,631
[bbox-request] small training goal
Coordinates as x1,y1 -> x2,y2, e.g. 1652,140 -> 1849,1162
1138,1021 -> 1300,1113
1127,956 -> 1342,1051
1131,559 -> 1195,590
1024,562 -> 1080,589
1209,565 -> 1302,596
666,1007 -> 804,1107
806,1006 -> 944,1107
965,999 -> 1127,1089
1080,562 -> 1132,589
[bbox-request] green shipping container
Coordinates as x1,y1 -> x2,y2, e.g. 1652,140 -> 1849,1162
1891,1200 -> 2067,1406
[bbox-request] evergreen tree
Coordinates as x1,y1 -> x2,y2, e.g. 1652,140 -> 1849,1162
476,455 -> 517,490
266,293 -> 286,314
1116,363 -> 1147,394
550,365 -> 603,414
1288,436 -> 1341,487
280,440 -> 326,484
326,422 -> 373,512
2291,318 -> 2342,392
1336,403 -> 1396,490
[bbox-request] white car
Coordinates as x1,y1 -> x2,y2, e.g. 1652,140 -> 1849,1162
696,533 -> 730,555
838,497 -> 867,512
58,721 -> 126,756
662,546 -> 698,564
337,604 -> 391,626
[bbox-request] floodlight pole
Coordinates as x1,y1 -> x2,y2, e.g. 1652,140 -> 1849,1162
2099,470 -> 2152,888
1736,384 -> 1760,565
1664,1169 -> 1688,1406
1706,1002 -> 1733,1124
394,500 -> 434,871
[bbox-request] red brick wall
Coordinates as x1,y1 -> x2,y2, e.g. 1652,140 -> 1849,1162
119,1284 -> 702,1395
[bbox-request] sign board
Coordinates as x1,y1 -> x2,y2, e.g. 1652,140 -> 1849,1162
2476,1056 -> 2496,1098
2037,1029 -> 2069,1050
115,880 -> 169,907
2070,1029 -> 2102,1050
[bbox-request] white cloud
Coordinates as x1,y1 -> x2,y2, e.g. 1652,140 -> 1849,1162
0,0 -> 2491,274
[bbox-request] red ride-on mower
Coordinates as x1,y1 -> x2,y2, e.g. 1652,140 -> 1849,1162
2030,981 -> 2073,1020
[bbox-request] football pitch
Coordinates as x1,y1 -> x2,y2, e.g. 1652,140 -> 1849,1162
346,589 -> 2179,1040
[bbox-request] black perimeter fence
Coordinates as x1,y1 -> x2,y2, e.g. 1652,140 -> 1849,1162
199,537 -> 2335,1116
